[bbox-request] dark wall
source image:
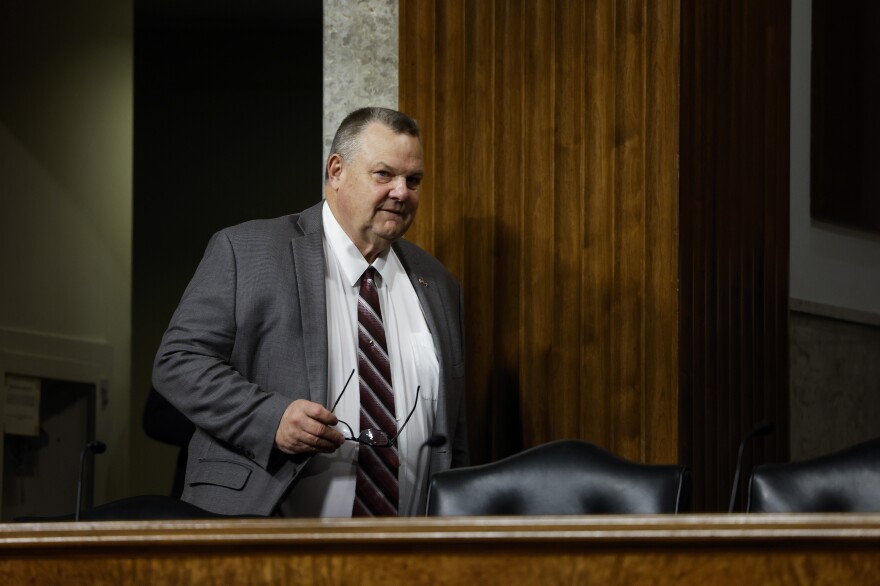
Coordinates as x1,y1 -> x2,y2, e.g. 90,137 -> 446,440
810,0 -> 880,234
680,0 -> 791,511
131,0 -> 322,495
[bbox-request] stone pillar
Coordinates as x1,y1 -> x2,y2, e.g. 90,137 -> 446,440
323,0 -> 399,169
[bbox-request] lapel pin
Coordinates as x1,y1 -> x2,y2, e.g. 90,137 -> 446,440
418,277 -> 428,288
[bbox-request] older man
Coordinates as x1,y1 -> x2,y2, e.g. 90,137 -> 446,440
153,107 -> 468,517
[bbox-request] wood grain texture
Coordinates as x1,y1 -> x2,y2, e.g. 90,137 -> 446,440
2,515 -> 879,585
400,0 -> 788,511
399,0 -> 680,466
679,0 -> 791,511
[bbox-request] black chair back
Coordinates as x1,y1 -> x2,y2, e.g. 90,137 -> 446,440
427,439 -> 691,516
747,436 -> 880,513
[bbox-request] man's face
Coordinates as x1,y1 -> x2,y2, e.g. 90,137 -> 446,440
327,122 -> 424,261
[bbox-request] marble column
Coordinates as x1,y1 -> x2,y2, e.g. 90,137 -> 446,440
323,0 -> 399,168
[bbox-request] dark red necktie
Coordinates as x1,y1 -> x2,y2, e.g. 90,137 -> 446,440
353,267 -> 399,516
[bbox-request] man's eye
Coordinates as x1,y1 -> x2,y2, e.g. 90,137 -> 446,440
407,177 -> 422,189
375,171 -> 391,179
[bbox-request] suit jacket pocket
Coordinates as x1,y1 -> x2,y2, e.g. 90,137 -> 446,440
190,458 -> 253,491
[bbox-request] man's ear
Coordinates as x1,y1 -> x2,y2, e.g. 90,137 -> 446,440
327,153 -> 344,186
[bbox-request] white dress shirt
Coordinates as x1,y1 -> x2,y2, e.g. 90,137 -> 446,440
279,202 -> 439,517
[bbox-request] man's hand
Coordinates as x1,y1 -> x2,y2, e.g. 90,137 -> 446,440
274,399 -> 346,455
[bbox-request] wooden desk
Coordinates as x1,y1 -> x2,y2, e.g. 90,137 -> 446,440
1,514 -> 879,585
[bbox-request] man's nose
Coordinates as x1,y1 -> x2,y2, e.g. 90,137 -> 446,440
388,176 -> 409,199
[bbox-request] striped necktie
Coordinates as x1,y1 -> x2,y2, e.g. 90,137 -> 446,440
353,267 -> 399,516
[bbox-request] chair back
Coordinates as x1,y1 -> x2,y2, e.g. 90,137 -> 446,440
426,439 -> 691,516
747,436 -> 880,513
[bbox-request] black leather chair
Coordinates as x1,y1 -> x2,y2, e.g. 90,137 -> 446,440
426,439 -> 691,516
746,436 -> 880,513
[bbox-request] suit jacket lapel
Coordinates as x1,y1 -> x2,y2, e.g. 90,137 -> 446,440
290,203 -> 329,406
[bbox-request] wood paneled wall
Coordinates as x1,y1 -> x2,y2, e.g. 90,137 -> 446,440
679,0 -> 790,511
400,0 -> 680,466
400,0 -> 790,510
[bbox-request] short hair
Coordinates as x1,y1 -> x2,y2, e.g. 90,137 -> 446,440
326,107 -> 420,181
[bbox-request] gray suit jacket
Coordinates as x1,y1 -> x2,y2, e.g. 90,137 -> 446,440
152,202 -> 468,516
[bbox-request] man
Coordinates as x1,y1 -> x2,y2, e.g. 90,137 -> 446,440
153,107 -> 468,517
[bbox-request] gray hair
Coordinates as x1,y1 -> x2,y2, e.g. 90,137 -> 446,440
326,107 -> 420,181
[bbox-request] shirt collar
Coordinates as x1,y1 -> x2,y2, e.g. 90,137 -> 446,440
322,201 -> 401,289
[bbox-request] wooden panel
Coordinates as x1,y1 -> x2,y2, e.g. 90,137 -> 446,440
2,516 -> 880,585
399,0 -> 436,250
645,0 -> 681,464
491,0 -> 526,461
553,0 -> 586,441
433,0 -> 466,275
582,0 -> 615,449
460,0 -> 496,464
400,0 -> 680,465
679,0 -> 791,511
521,0 -> 555,447
612,0 -> 647,460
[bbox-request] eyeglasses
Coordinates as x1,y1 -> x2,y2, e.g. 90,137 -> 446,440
330,369 -> 420,448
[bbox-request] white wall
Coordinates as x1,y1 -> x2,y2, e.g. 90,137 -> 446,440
0,1 -> 132,501
790,0 -> 880,319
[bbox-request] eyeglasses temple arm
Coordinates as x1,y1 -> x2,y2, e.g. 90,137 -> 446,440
389,386 -> 420,444
329,368 -> 356,413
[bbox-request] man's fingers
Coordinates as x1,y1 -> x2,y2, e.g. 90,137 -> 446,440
302,402 -> 339,426
312,421 -> 346,448
275,399 -> 345,454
